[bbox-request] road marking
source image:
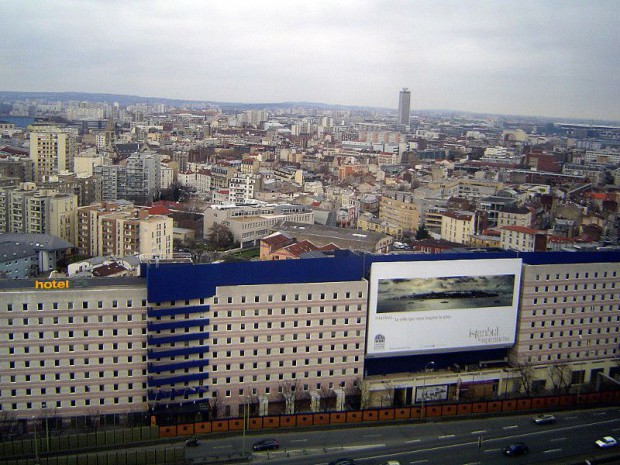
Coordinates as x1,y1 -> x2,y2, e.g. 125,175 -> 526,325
462,462 -> 480,465
612,427 -> 620,432
502,425 -> 518,430
484,448 -> 500,453
405,439 -> 422,443
471,430 -> 487,434
594,411 -> 607,416
439,434 -> 456,439
410,460 -> 429,464
364,434 -> 382,438
290,439 -> 308,443
543,448 -> 562,454
550,437 -> 566,442
212,445 -> 232,449
565,416 -> 577,420
342,444 -> 385,450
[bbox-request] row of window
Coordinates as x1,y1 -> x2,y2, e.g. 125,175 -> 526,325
534,271 -> 617,280
213,291 -> 364,305
527,347 -> 617,363
7,328 -> 146,340
7,314 -> 144,325
2,396 -> 144,411
210,317 -> 362,332
527,316 -> 619,328
5,299 -> 146,311
212,368 -> 358,389
211,354 -> 360,372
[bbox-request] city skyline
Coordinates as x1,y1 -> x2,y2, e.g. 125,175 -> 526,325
1,1 -> 619,122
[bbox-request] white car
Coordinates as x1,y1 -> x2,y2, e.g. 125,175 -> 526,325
595,436 -> 617,448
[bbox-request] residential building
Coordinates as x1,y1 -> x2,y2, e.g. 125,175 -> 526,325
500,225 -> 547,252
29,126 -> 76,182
76,202 -> 173,258
379,191 -> 420,235
440,211 -> 476,245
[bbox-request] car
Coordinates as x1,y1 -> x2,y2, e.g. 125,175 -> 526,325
532,414 -> 556,425
595,436 -> 618,448
502,442 -> 529,456
252,438 -> 280,451
185,436 -> 199,447
328,459 -> 356,465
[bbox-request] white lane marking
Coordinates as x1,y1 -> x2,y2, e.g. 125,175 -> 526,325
342,444 -> 385,450
439,434 -> 456,439
405,439 -> 422,443
364,434 -> 382,438
462,462 -> 480,465
471,430 -> 487,434
484,448 -> 500,453
503,425 -> 518,430
565,416 -> 578,420
612,427 -> 620,432
550,437 -> 566,442
212,445 -> 232,449
290,439 -> 308,443
594,411 -> 607,416
410,460 -> 429,464
543,448 -> 562,454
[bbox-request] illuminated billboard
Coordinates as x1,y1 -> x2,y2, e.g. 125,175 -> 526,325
366,258 -> 522,357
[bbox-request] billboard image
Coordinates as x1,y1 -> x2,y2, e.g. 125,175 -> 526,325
366,258 -> 522,357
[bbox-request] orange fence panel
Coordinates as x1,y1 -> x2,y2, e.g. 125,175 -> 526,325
379,409 -> 395,421
159,426 -> 177,437
441,405 -> 457,416
472,403 -> 487,413
394,408 -> 411,420
501,400 -> 516,411
177,424 -> 194,435
346,411 -> 363,423
262,417 -> 280,428
195,422 -> 212,434
362,410 -> 379,422
545,397 -> 560,408
297,414 -> 313,426
280,416 -> 296,428
457,404 -> 472,415
314,414 -> 330,425
559,395 -> 575,406
212,421 -> 229,432
329,413 -> 347,424
516,399 -> 531,410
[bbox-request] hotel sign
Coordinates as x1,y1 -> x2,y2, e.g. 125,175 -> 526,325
34,280 -> 70,290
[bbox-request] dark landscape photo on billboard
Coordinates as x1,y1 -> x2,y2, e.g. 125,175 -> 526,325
377,274 -> 515,313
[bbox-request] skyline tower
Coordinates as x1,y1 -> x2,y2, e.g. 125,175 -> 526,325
398,87 -> 411,126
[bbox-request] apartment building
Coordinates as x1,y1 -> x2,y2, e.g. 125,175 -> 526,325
440,211 -> 476,245
378,191 -> 420,235
500,225 -> 547,252
76,202 -> 173,258
0,184 -> 78,244
228,172 -> 260,204
29,126 -> 76,183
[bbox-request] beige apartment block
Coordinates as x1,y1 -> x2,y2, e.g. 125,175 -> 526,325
379,192 -> 420,235
0,279 -> 148,421
500,225 -> 547,252
29,126 -> 76,183
77,202 -> 173,258
440,211 -> 476,245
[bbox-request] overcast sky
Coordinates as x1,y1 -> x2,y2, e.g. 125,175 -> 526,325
2,1 -> 619,121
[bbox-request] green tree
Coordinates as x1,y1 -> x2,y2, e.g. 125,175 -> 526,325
415,224 -> 430,240
207,222 -> 234,249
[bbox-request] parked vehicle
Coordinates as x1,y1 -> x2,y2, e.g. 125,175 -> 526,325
252,438 -> 280,451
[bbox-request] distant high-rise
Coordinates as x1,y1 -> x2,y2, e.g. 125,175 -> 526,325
397,88 -> 411,126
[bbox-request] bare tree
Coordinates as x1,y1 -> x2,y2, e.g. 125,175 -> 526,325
514,359 -> 536,397
209,396 -> 223,420
318,386 -> 336,412
548,361 -> 572,394
279,380 -> 301,414
206,222 -> 234,249
0,411 -> 20,441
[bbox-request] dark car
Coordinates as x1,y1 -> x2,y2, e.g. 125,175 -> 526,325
328,459 -> 357,465
503,442 -> 529,456
185,436 -> 199,447
252,438 -> 280,451
533,414 -> 556,425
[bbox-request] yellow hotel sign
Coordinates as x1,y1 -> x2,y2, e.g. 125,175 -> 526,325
34,280 -> 70,290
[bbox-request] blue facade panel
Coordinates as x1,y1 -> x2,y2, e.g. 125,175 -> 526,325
148,359 -> 210,374
148,372 -> 209,387
147,346 -> 210,359
148,319 -> 209,331
147,305 -> 209,317
148,332 -> 209,345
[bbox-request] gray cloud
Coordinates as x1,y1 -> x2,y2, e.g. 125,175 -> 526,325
1,0 -> 619,120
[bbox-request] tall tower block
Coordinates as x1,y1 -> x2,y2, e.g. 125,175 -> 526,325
398,88 -> 411,126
